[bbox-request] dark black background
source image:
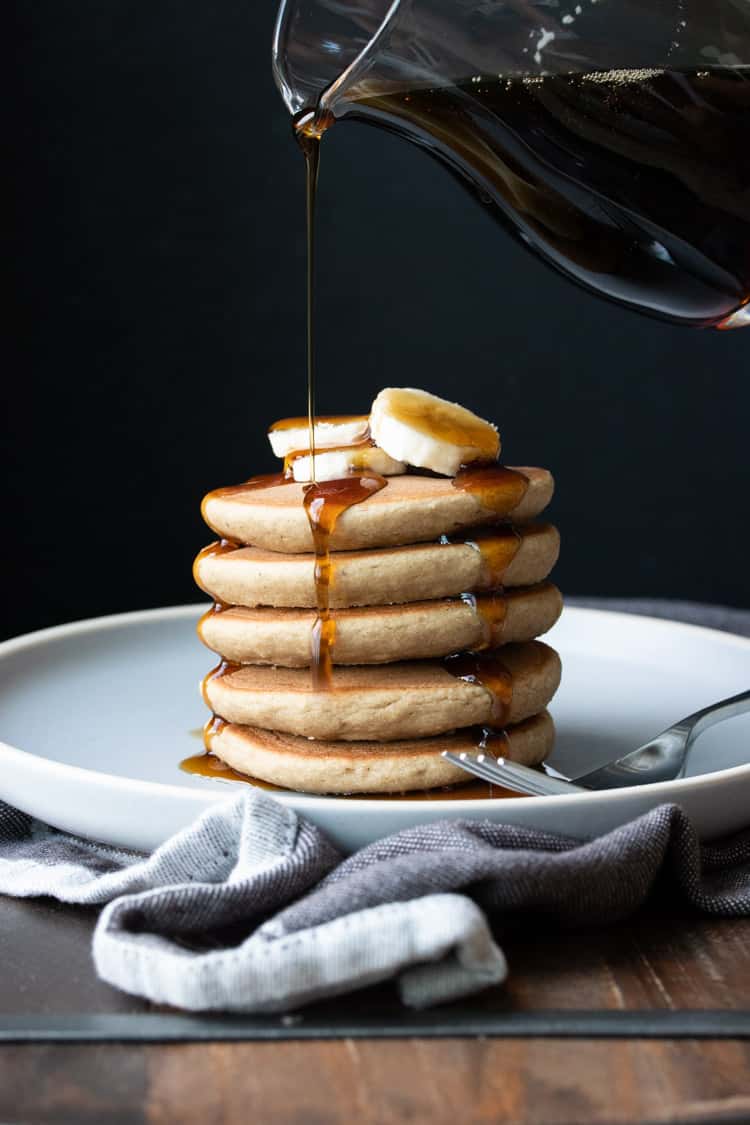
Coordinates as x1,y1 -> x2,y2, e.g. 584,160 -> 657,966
6,1 -> 750,641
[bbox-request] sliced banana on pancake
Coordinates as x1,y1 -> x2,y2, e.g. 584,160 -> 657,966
287,442 -> 406,482
370,387 -> 500,476
268,415 -> 369,458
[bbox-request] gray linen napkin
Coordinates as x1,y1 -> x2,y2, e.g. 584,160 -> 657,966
3,797 -> 750,1012
1,598 -> 749,1013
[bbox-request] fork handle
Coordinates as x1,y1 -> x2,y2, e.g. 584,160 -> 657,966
681,688 -> 750,741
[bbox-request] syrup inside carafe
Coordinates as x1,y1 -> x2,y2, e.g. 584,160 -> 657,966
306,65 -> 750,328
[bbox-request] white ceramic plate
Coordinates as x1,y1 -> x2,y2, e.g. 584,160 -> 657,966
1,604 -> 749,853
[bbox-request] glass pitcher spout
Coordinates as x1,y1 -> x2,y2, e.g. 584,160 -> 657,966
273,0 -> 750,328
272,0 -> 403,119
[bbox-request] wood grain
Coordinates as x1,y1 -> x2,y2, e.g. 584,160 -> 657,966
1,899 -> 750,1123
498,912 -> 750,1012
2,1040 -> 750,1124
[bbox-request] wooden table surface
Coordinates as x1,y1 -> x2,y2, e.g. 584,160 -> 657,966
2,896 -> 750,1125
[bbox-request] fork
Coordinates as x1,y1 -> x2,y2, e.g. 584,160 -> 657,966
443,688 -> 750,797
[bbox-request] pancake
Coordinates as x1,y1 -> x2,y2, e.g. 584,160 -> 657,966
194,522 -> 560,608
201,467 -> 553,552
206,710 -> 555,794
203,640 -> 561,741
198,582 -> 563,666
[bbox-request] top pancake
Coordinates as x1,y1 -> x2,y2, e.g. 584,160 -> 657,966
202,467 -> 553,552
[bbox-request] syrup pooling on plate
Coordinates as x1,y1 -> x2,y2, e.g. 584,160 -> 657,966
443,651 -> 514,726
182,750 -> 239,778
181,749 -> 248,782
303,472 -> 387,690
452,464 -> 529,517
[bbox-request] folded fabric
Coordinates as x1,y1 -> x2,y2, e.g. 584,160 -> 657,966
2,794 -> 750,1013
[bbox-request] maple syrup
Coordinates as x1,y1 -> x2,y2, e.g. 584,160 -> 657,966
293,106 -> 334,470
339,67 -> 750,328
199,661 -> 240,708
462,592 -> 508,649
283,437 -> 377,477
286,110 -> 389,687
193,539 -> 237,601
443,650 -> 514,726
197,468 -> 388,685
200,473 -> 290,531
193,538 -> 240,563
196,601 -> 227,644
452,463 -> 529,517
181,750 -> 251,783
303,472 -> 387,688
476,726 -> 511,757
203,714 -> 228,742
441,524 -> 523,588
449,524 -> 525,648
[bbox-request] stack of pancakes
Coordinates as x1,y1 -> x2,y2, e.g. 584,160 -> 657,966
194,468 -> 562,795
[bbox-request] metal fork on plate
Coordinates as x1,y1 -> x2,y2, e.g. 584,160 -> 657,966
443,688 -> 750,797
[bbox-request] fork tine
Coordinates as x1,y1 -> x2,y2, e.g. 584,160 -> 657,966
442,750 -> 550,796
447,751 -> 581,796
494,757 -> 585,796
485,759 -> 559,796
442,751 -> 500,784
442,751 -> 516,790
443,750 -> 586,797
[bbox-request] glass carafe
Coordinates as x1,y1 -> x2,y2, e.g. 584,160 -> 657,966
273,0 -> 750,328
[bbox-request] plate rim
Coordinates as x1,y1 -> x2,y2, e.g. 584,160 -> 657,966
2,602 -> 750,814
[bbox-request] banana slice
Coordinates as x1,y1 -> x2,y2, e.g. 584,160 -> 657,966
370,387 -> 500,476
288,441 -> 406,483
268,415 -> 369,458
